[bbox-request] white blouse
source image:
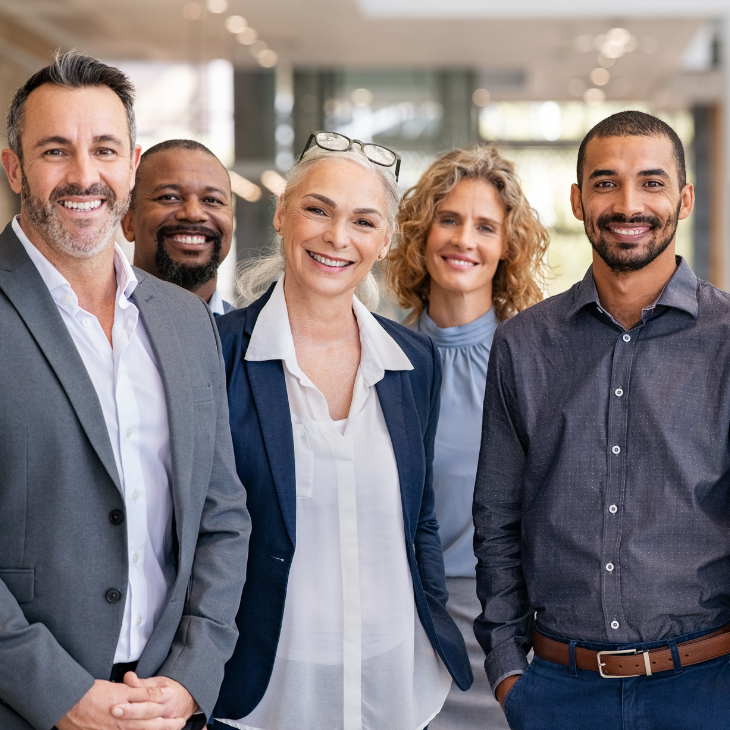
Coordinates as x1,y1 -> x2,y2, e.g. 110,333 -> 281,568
218,276 -> 451,730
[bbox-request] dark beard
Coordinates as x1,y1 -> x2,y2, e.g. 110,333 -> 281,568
584,202 -> 681,273
154,224 -> 223,291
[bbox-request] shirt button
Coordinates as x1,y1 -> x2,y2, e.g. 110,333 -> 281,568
612,445 -> 621,454
81,318 -> 91,327
136,615 -> 142,626
62,294 -> 73,305
622,333 -> 631,342
125,427 -> 133,438
132,490 -> 140,501
611,620 -> 620,630
609,504 -> 618,514
132,553 -> 139,563
615,388 -> 624,397
606,562 -> 614,572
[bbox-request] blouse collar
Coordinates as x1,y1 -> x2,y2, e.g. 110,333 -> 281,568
246,275 -> 412,387
418,306 -> 499,348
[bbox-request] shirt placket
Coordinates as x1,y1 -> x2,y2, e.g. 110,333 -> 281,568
600,325 -> 639,642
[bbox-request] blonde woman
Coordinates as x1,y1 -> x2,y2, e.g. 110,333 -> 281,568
213,132 -> 472,730
388,145 -> 548,729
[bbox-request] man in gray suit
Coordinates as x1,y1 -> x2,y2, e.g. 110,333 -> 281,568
0,51 -> 250,730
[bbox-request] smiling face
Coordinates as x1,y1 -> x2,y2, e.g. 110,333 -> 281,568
571,134 -> 694,273
424,179 -> 506,304
274,157 -> 392,304
2,83 -> 139,259
121,147 -> 233,294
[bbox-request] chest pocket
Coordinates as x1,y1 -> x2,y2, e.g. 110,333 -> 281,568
292,423 -> 314,499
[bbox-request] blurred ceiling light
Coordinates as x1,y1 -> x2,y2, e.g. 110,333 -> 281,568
351,88 -> 373,106
590,68 -> 610,86
583,88 -> 606,106
598,54 -> 615,68
600,41 -> 625,59
182,2 -> 206,20
229,171 -> 262,202
206,0 -> 228,13
573,34 -> 594,53
258,50 -> 279,68
224,15 -> 247,33
568,78 -> 586,97
237,27 -> 258,45
607,27 -> 631,45
261,170 -> 286,196
472,88 -> 491,107
249,40 -> 269,58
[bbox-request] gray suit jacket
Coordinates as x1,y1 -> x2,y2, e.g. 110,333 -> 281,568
0,223 -> 251,729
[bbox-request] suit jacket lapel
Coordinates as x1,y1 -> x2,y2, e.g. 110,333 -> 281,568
377,370 -> 422,542
132,273 -> 194,543
0,226 -> 122,495
247,359 -> 297,545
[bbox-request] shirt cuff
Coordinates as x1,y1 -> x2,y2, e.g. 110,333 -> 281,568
485,640 -> 529,692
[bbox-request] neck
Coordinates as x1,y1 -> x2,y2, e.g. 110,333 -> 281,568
283,273 -> 358,345
592,242 -> 678,330
18,212 -> 117,312
427,280 -> 493,328
193,277 -> 217,304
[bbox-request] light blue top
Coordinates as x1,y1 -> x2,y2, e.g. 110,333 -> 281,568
415,307 -> 499,577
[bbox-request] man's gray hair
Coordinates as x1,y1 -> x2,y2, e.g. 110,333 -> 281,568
6,50 -> 136,160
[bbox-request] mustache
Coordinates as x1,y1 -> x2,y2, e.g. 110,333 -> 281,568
157,224 -> 221,242
49,182 -> 117,204
595,212 -> 662,229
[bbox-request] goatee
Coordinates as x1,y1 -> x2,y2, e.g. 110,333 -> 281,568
154,224 -> 223,291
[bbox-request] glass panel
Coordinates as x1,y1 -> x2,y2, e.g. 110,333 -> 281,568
316,131 -> 350,150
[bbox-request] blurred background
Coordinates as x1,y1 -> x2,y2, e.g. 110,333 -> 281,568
0,0 -> 728,304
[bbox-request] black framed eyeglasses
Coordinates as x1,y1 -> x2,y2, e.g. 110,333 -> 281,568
298,131 -> 401,181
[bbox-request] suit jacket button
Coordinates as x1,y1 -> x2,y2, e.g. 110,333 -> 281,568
106,588 -> 122,603
109,510 -> 125,525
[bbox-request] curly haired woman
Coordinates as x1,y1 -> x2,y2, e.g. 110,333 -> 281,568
387,145 -> 549,730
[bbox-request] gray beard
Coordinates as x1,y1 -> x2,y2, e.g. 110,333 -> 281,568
21,175 -> 130,259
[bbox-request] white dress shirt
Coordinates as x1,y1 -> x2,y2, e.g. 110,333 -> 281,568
14,217 -> 174,664
208,286 -> 226,316
218,276 -> 451,730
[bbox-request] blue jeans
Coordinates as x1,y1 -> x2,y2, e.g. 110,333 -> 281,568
504,628 -> 730,730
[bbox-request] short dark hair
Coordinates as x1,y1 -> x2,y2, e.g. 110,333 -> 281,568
576,110 -> 686,190
131,139 -> 227,207
6,50 -> 136,160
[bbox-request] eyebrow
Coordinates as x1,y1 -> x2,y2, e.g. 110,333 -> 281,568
151,183 -> 229,196
438,208 -> 501,226
34,134 -> 125,148
589,167 -> 670,179
306,193 -> 381,217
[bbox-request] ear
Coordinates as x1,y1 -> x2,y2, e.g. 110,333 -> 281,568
120,208 -> 135,243
377,231 -> 393,261
273,196 -> 286,233
2,148 -> 23,195
129,144 -> 142,190
570,183 -> 584,222
678,182 -> 694,221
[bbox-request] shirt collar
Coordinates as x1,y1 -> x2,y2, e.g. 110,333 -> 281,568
12,215 -> 138,306
246,275 -> 412,386
567,256 -> 699,321
208,286 -> 226,316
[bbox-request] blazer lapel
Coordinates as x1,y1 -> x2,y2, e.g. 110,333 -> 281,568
247,359 -> 297,545
132,273 -> 194,543
0,227 -> 122,495
376,370 -> 422,542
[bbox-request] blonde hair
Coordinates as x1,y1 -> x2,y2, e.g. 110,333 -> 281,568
387,145 -> 549,323
236,145 -> 399,311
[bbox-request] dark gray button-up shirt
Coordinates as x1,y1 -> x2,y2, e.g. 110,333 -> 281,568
473,258 -> 730,690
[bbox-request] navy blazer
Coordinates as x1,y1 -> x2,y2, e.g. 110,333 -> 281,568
214,284 -> 473,721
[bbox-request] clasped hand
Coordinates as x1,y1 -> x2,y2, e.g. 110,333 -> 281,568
56,671 -> 198,730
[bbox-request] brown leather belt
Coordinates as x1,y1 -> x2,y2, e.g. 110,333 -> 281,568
532,625 -> 730,678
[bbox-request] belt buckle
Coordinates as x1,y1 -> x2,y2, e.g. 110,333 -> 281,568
597,648 -> 652,678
